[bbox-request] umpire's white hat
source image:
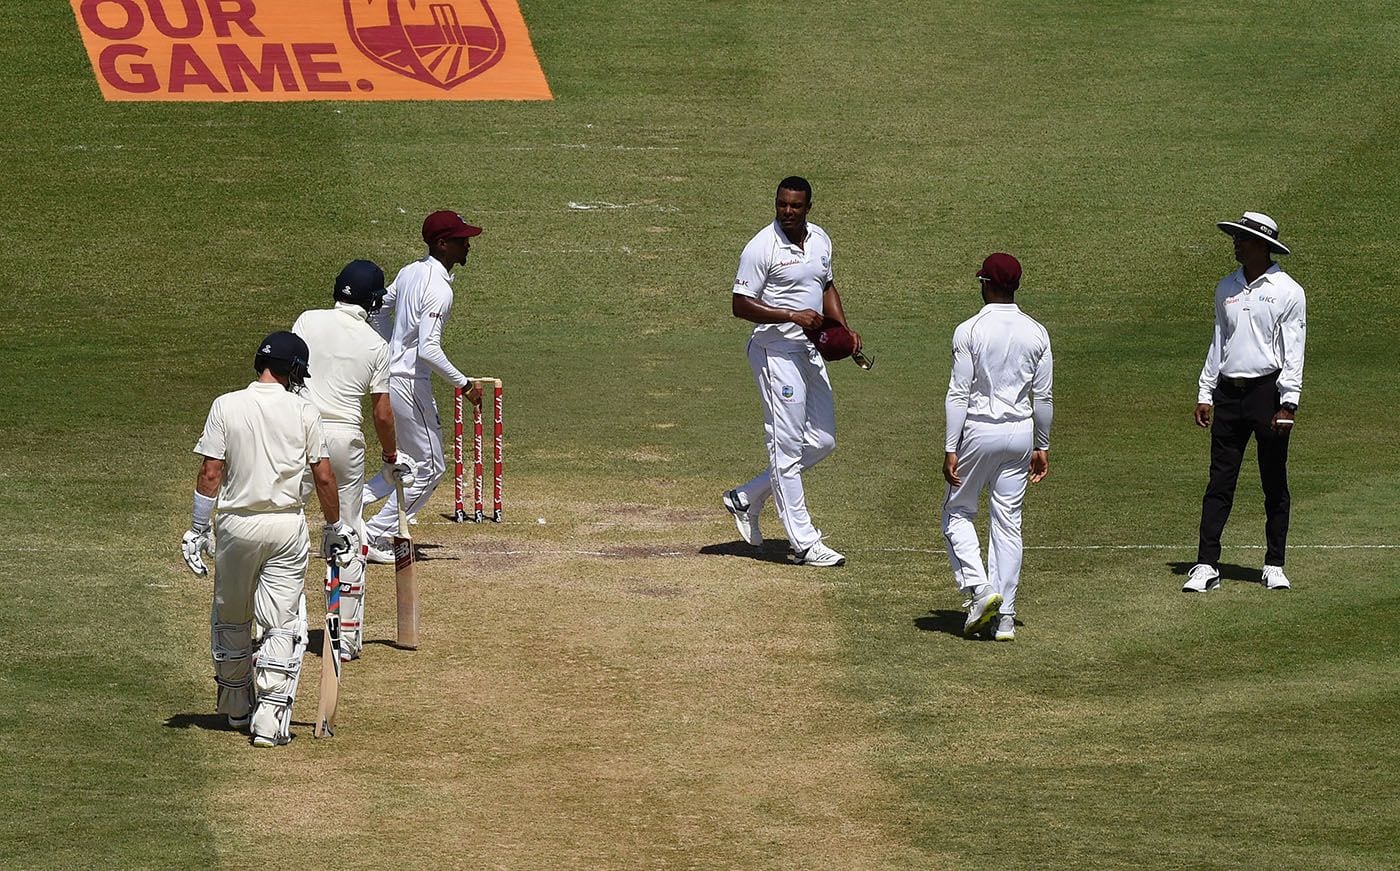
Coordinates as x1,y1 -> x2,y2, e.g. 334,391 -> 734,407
1217,211 -> 1291,255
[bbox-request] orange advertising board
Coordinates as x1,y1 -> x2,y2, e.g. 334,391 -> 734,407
68,0 -> 552,101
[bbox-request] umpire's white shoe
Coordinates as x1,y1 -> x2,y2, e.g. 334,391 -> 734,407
994,614 -> 1016,642
1262,565 -> 1291,590
795,541 -> 846,567
722,490 -> 763,547
1182,563 -> 1221,592
963,588 -> 1004,637
365,536 -> 394,565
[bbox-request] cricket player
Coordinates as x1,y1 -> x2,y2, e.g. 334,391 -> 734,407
363,210 -> 484,562
181,331 -> 358,747
723,176 -> 860,567
942,253 -> 1053,640
292,260 -> 416,659
1185,212 -> 1306,593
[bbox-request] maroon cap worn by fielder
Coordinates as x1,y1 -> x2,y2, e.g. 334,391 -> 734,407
422,210 -> 483,244
977,252 -> 1022,290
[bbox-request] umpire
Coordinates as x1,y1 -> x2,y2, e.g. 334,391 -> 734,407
1184,212 -> 1307,593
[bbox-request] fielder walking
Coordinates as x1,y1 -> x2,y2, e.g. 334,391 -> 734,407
363,211 -> 484,562
941,254 -> 1053,640
723,176 -> 860,567
292,260 -> 415,659
1185,212 -> 1306,593
182,332 -> 358,747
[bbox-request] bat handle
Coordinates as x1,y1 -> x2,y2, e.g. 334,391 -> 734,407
394,479 -> 409,537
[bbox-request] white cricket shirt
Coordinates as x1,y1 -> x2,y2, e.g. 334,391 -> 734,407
372,255 -> 470,386
945,304 -> 1054,451
732,220 -> 834,351
194,381 -> 328,513
292,303 -> 390,428
1197,264 -> 1307,406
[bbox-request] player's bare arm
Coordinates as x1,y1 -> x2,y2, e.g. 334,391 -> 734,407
310,459 -> 341,525
1270,406 -> 1296,432
195,457 -> 223,498
1194,403 -> 1212,428
182,457 -> 224,576
732,294 -> 823,330
821,282 -> 861,353
370,392 -> 398,459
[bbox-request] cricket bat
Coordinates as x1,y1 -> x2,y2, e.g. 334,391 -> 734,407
314,559 -> 343,738
394,479 -> 419,649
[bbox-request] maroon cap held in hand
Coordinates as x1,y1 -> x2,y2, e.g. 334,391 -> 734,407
976,252 -> 1021,291
422,210 -> 483,244
805,317 -> 857,361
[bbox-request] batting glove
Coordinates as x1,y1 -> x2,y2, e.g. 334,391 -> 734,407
384,452 -> 418,489
321,520 -> 361,567
181,529 -> 212,577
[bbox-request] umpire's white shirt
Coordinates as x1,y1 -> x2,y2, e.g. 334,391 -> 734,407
945,304 -> 1054,451
733,221 -> 834,352
374,255 -> 470,387
194,382 -> 327,513
292,303 -> 390,427
1197,263 -> 1307,406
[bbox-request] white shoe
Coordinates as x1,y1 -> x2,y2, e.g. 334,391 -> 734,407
963,588 -> 1003,636
365,536 -> 394,565
1262,565 -> 1291,590
250,708 -> 288,748
994,614 -> 1016,642
722,490 -> 762,547
795,541 -> 846,567
1182,563 -> 1221,592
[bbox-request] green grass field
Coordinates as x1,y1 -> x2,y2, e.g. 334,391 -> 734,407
2,1 -> 1397,867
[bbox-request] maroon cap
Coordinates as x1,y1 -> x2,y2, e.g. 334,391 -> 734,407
805,318 -> 857,361
976,252 -> 1021,290
422,210 -> 483,244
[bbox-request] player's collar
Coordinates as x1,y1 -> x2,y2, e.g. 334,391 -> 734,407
333,301 -> 369,321
426,255 -> 455,283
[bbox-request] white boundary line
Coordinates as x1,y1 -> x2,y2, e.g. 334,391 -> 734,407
2,543 -> 1393,557
863,544 -> 1399,553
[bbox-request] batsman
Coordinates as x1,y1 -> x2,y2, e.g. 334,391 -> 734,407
292,260 -> 415,660
182,332 -> 358,747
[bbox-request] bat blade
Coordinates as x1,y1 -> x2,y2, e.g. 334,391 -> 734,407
394,480 -> 419,649
314,561 -> 343,738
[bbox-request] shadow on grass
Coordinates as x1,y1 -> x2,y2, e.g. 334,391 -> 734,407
913,609 -> 1018,641
164,713 -> 240,732
699,538 -> 793,565
414,543 -> 459,562
366,638 -> 420,652
1167,561 -> 1260,583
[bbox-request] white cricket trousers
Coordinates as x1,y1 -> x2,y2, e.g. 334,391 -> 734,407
210,511 -> 310,720
365,376 -> 445,540
735,340 -> 836,552
307,424 -> 368,657
942,418 -> 1033,617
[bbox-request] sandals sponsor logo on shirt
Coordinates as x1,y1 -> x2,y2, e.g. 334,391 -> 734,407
68,0 -> 551,102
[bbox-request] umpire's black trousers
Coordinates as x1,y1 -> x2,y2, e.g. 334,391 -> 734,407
1197,371 -> 1291,567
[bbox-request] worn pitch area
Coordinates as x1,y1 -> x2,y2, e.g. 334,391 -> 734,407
174,498 -> 915,867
